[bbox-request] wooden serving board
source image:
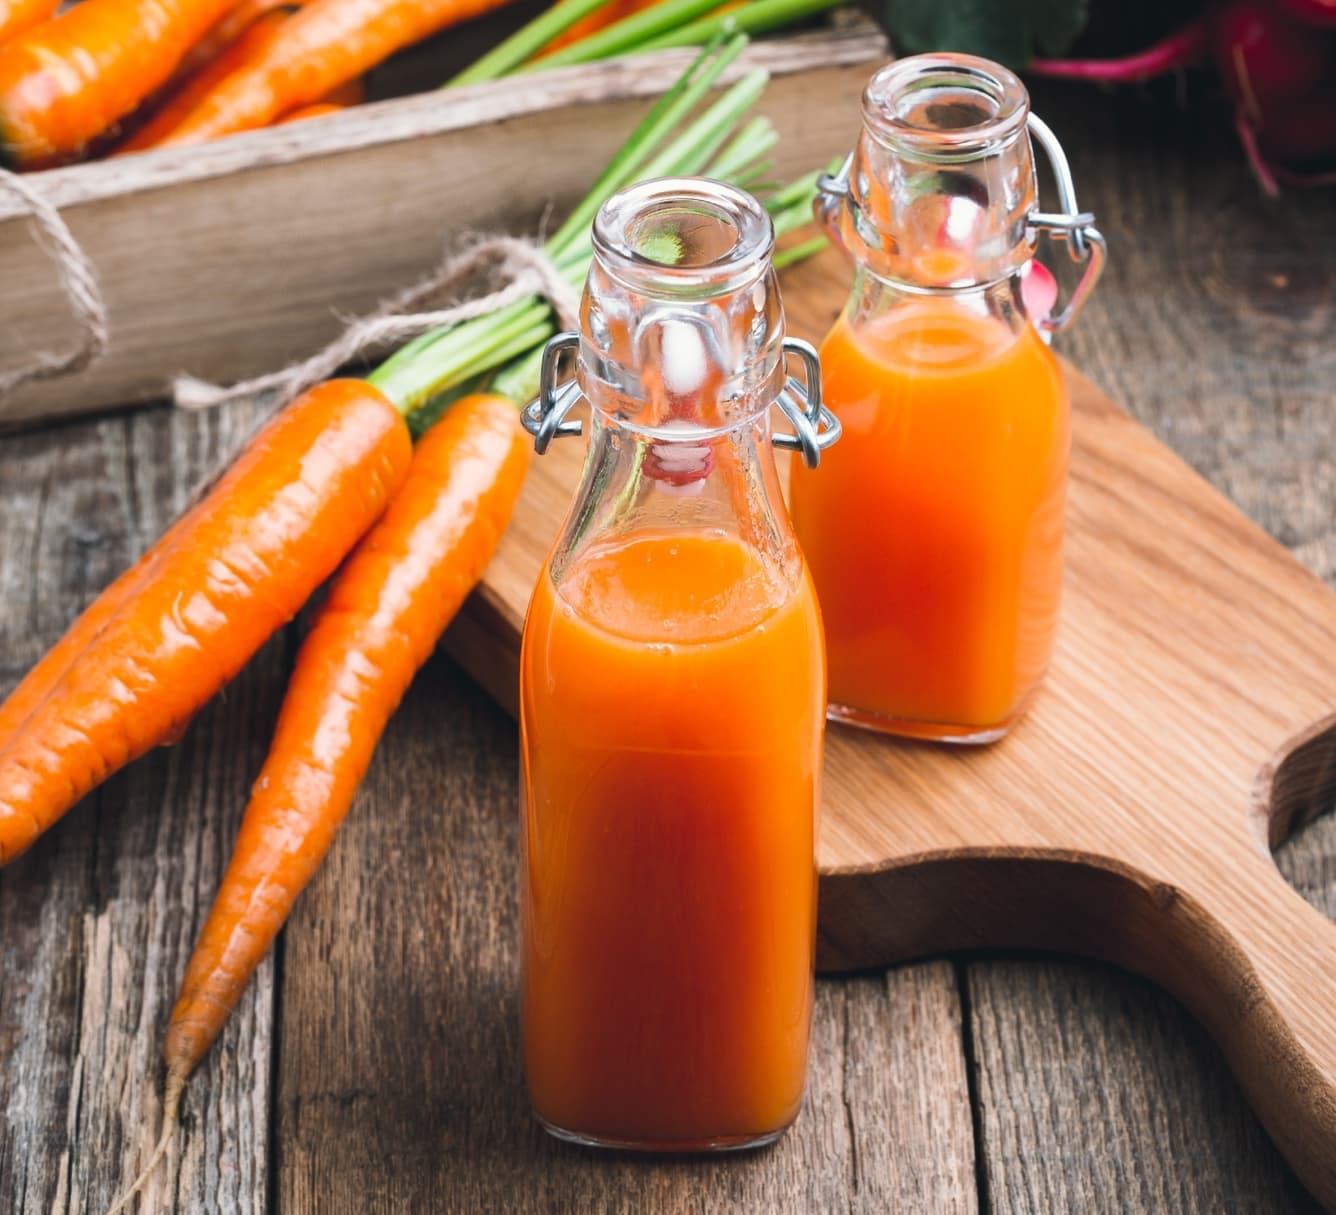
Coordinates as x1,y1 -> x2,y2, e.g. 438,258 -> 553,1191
443,248 -> 1336,1207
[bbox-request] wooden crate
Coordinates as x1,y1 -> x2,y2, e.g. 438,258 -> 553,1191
0,25 -> 886,428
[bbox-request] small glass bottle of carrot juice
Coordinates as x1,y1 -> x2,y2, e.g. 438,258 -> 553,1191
790,54 -> 1105,743
518,177 -> 839,1151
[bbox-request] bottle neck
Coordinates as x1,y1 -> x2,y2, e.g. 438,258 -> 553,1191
823,54 -> 1040,290
843,266 -> 1034,338
549,407 -> 800,596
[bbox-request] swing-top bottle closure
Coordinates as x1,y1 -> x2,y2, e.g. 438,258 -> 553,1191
815,54 -> 1105,333
523,177 -> 840,470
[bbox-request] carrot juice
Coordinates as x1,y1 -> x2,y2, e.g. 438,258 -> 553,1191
790,296 -> 1069,739
519,528 -> 824,1148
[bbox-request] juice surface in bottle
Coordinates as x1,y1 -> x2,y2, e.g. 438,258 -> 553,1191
517,177 -> 834,1150
520,530 -> 822,1147
791,296 -> 1068,736
796,52 -> 1102,742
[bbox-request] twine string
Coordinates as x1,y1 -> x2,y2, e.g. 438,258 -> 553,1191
0,167 -> 109,400
173,236 -> 582,411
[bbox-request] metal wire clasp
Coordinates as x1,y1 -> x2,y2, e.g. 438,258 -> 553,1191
522,333 -> 841,466
815,113 -> 1106,334
1024,114 -> 1106,333
772,337 -> 840,469
521,331 -> 582,454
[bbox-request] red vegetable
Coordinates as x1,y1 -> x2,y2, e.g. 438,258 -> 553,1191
1214,0 -> 1330,110
1276,0 -> 1336,29
1255,85 -> 1336,162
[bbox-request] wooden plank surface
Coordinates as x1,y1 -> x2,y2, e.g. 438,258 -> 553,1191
0,72 -> 1332,1215
0,404 -> 279,1214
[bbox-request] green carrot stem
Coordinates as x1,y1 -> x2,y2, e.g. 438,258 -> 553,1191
635,0 -> 843,52
731,163 -> 775,188
639,68 -> 769,178
772,234 -> 827,270
527,0 -> 734,70
448,0 -> 618,86
548,65 -> 773,268
490,346 -> 547,406
705,116 -> 777,179
766,167 -> 821,212
545,34 -> 747,256
369,38 -> 821,418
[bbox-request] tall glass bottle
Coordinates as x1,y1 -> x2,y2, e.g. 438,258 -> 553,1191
518,178 -> 839,1150
790,54 -> 1105,743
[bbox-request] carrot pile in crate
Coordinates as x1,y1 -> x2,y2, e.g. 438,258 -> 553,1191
0,0 -> 841,167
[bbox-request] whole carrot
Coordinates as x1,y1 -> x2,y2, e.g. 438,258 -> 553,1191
115,10 -> 289,155
109,395 -> 527,1211
0,380 -> 412,867
175,0 -> 303,82
0,0 -> 243,168
277,100 -> 347,122
160,0 -> 517,146
0,0 -> 56,45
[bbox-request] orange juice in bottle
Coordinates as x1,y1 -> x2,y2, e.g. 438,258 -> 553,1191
518,178 -> 838,1149
791,54 -> 1105,742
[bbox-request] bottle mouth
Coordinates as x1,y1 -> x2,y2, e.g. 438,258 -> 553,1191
592,177 -> 775,298
862,54 -> 1029,160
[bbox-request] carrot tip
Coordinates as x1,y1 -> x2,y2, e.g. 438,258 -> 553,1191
103,1074 -> 185,1215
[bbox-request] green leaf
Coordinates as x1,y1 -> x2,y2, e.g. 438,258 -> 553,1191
882,0 -> 1089,68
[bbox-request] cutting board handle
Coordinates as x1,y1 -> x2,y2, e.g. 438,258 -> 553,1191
1165,715 -> 1336,1209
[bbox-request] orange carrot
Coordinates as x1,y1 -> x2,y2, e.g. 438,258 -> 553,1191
160,0 -> 518,146
0,0 -> 244,168
104,395 -> 528,1209
316,74 -> 366,106
115,10 -> 289,154
0,380 -> 412,867
541,0 -> 658,54
175,0 -> 303,81
277,100 -> 347,121
0,0 -> 56,45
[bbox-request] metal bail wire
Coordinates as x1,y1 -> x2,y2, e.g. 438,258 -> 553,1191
1025,113 -> 1106,334
814,113 -> 1106,335
523,333 -> 841,467
772,337 -> 841,469
522,331 -> 582,454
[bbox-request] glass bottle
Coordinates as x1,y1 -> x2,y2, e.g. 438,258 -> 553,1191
517,177 -> 838,1151
790,54 -> 1106,743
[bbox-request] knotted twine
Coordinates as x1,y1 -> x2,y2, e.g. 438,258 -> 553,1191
0,167 -> 109,400
0,172 -> 578,409
172,235 -> 583,411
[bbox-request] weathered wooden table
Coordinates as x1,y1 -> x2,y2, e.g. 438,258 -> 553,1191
2,82 -> 1332,1214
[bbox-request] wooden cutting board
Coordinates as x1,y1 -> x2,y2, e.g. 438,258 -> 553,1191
443,249 -> 1336,1207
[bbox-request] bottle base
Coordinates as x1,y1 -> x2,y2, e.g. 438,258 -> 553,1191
826,700 -> 1017,745
536,1114 -> 791,1153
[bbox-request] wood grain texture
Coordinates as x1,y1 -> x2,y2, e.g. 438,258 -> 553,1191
273,655 -> 979,1213
1,70 -> 1333,1215
0,28 -> 882,428
963,77 -> 1336,1215
444,243 -> 1336,1203
0,403 -> 282,1215
966,959 -> 1321,1214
